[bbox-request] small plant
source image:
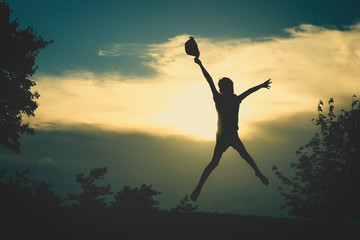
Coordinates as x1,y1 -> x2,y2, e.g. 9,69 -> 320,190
171,194 -> 199,214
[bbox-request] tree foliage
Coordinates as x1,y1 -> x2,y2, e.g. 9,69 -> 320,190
111,184 -> 161,212
0,0 -> 53,154
0,168 -> 62,208
273,96 -> 360,221
67,167 -> 113,208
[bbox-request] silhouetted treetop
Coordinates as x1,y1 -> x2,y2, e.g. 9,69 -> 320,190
67,167 -> 112,208
273,95 -> 360,222
0,1 -> 53,154
0,168 -> 62,208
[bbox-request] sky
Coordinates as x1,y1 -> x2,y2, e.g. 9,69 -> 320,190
1,0 -> 360,217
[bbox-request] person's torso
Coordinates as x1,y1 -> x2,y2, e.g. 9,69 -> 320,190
214,94 -> 240,135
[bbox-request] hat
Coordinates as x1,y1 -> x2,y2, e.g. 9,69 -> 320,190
185,37 -> 200,58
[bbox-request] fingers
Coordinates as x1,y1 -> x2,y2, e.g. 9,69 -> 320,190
266,78 -> 272,86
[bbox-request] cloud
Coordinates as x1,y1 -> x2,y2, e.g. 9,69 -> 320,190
38,157 -> 56,165
31,71 -> 191,138
98,43 -> 149,57
32,24 -> 360,140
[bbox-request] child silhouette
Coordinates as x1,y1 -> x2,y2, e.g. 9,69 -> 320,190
191,58 -> 271,202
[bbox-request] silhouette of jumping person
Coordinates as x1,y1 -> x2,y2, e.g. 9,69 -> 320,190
190,58 -> 271,202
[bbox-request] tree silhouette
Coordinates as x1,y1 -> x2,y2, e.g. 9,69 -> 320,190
273,96 -> 360,222
67,167 -> 112,208
0,168 -> 62,208
111,184 -> 161,212
171,194 -> 199,214
0,1 -> 53,154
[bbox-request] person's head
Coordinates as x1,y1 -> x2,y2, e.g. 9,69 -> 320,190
218,77 -> 234,95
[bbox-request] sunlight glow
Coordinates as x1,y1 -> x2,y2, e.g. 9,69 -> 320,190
150,82 -> 217,140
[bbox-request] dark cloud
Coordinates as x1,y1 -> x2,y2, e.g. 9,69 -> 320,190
0,112 -> 320,216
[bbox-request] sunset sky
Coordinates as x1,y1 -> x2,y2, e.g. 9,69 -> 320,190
2,0 -> 360,216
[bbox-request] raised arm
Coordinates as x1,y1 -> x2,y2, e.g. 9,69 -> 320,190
194,58 -> 219,97
238,78 -> 272,101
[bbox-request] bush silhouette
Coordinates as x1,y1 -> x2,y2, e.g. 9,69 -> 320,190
111,184 -> 161,212
67,167 -> 112,208
273,96 -> 360,222
171,194 -> 199,214
0,1 -> 53,154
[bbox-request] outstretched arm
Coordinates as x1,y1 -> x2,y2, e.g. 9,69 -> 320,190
194,58 -> 219,97
238,79 -> 272,101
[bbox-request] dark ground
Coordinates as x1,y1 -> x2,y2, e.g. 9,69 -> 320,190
3,206 -> 358,240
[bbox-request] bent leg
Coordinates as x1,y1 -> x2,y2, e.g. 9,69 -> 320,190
232,136 -> 269,186
191,141 -> 228,201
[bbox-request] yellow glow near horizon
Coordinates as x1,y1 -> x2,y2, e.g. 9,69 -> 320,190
30,24 -> 360,140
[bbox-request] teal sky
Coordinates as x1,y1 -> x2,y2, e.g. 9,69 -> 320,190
8,0 -> 360,75
2,0 -> 360,216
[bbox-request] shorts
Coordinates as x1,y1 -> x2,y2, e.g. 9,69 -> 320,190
215,131 -> 249,157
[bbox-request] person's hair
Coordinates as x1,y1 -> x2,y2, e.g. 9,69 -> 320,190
218,77 -> 233,88
218,77 -> 233,94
